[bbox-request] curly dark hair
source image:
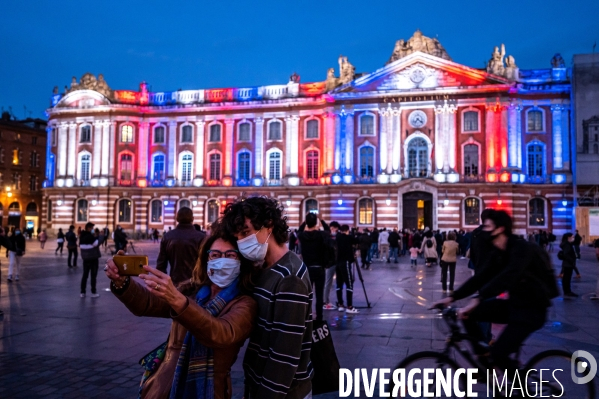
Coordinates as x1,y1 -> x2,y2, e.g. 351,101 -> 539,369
221,196 -> 289,245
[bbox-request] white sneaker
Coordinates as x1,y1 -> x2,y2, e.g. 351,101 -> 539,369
80,293 -> 86,298
323,303 -> 337,310
338,306 -> 346,312
346,307 -> 359,314
90,293 -> 100,298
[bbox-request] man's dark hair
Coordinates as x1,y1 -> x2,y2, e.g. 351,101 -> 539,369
486,209 -> 513,236
480,208 -> 494,222
176,207 -> 194,224
330,221 -> 340,229
69,225 -> 75,230
561,232 -> 573,243
221,196 -> 289,245
340,224 -> 350,232
305,212 -> 318,228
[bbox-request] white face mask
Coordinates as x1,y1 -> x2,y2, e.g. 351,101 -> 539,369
237,229 -> 271,262
207,258 -> 241,288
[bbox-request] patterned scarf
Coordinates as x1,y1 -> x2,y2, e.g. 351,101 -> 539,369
169,280 -> 240,399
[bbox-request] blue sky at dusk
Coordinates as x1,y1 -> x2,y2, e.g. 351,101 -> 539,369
1,0 -> 598,119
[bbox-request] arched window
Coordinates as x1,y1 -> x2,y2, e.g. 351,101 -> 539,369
463,144 -> 479,177
238,152 -> 251,181
268,151 -> 282,180
80,125 -> 91,143
463,111 -> 479,132
120,153 -> 133,182
407,138 -> 428,177
268,121 -> 282,140
180,153 -> 193,182
154,126 -> 165,144
79,153 -> 91,182
209,124 -> 221,142
121,125 -> 134,143
527,110 -> 543,132
359,146 -> 374,177
207,200 -> 219,224
238,122 -> 251,141
118,199 -> 132,223
306,150 -> 319,179
209,153 -> 221,181
152,154 -> 165,181
358,198 -> 374,225
527,143 -> 544,178
360,114 -> 375,136
26,202 -> 38,215
529,198 -> 545,226
181,125 -> 193,143
464,197 -> 480,226
179,199 -> 191,210
8,202 -> 20,213
77,199 -> 88,222
306,119 -> 319,139
150,199 -> 162,223
305,199 -> 318,215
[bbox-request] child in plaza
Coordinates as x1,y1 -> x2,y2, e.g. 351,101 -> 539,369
409,245 -> 420,267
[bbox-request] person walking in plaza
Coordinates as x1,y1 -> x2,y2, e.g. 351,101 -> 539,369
0,227 -> 14,314
102,226 -> 109,250
152,228 -> 159,244
388,228 -> 400,264
80,222 -> 101,298
421,229 -> 438,267
297,212 -> 331,319
38,229 -> 47,249
367,227 -> 379,263
358,228 -> 372,269
113,225 -> 128,252
55,227 -> 65,255
440,231 -> 460,292
323,221 -> 340,311
65,225 -> 78,268
560,233 -> 578,297
573,230 -> 582,259
105,229 -> 257,399
409,244 -> 420,267
156,207 -> 206,286
336,224 -> 359,313
221,196 -> 313,399
7,227 -> 26,282
378,228 -> 389,262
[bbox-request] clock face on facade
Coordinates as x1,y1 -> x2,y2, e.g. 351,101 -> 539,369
409,110 -> 427,128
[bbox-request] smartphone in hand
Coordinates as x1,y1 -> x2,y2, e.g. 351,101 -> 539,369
112,255 -> 149,276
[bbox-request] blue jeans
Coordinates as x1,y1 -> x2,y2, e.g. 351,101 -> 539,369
367,243 -> 378,262
389,247 -> 399,262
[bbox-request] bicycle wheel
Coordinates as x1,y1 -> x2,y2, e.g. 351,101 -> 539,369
523,349 -> 595,399
391,351 -> 470,398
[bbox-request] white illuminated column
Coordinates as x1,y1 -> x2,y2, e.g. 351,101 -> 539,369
379,109 -> 389,174
289,116 -> 299,176
334,112 -> 342,171
434,111 -> 445,179
108,121 -> 116,181
485,107 -> 496,174
508,104 -> 522,168
58,122 -> 68,177
194,120 -> 205,183
137,122 -> 149,182
561,106 -> 570,167
254,117 -> 264,179
386,112 -> 393,174
392,110 -> 402,174
224,119 -> 234,180
67,122 -> 77,181
167,121 -> 177,179
344,112 -> 354,173
92,121 -> 102,178
101,121 -> 110,177
551,104 -> 564,170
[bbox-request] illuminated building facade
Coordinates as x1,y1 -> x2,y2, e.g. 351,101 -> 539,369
43,31 -> 573,235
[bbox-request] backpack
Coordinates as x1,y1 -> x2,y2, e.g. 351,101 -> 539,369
426,239 -> 433,248
528,244 -> 560,300
557,250 -> 564,261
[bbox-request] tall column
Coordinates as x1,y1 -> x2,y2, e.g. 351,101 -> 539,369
379,110 -> 389,174
499,107 -> 508,170
386,112 -> 393,174
447,112 -> 457,171
435,102 -> 458,182
508,104 -> 522,168
254,117 -> 264,183
289,116 -> 299,176
485,107 -> 497,174
434,111 -> 446,177
45,125 -> 54,185
58,122 -> 68,178
167,121 -> 177,180
551,104 -> 564,170
223,119 -> 234,185
100,121 -> 110,177
284,115 -> 300,186
108,121 -> 116,184
137,122 -> 149,183
92,121 -> 103,178
194,120 -> 205,185
67,122 -> 77,183
391,111 -> 402,178
323,111 -> 336,175
561,106 -> 570,167
334,113 -> 342,171
344,112 -> 354,175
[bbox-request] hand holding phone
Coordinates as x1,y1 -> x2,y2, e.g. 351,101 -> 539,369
112,255 -> 149,276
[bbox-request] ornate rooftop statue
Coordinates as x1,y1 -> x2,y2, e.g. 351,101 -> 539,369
64,73 -> 114,98
338,55 -> 356,84
386,30 -> 452,64
486,44 -> 519,80
551,53 -> 566,68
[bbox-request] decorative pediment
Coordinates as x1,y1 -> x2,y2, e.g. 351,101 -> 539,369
332,52 -> 512,95
55,89 -> 112,108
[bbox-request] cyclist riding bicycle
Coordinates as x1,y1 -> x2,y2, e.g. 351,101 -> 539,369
432,209 -> 559,372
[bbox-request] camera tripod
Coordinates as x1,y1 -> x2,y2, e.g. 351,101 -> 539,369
352,258 -> 371,308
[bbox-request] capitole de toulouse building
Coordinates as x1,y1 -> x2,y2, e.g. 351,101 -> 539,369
42,31 -> 573,236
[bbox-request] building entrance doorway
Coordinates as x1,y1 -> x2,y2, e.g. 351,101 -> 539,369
402,191 -> 433,230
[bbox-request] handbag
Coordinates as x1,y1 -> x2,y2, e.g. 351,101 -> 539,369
311,320 -> 341,395
138,338 -> 169,398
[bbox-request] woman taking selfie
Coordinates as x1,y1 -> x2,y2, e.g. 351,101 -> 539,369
104,229 -> 256,399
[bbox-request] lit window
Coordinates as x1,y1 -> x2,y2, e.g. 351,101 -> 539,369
464,197 -> 480,226
268,152 -> 281,180
154,126 -> 165,143
207,200 -> 219,224
238,152 -> 251,181
181,125 -> 193,143
306,150 -> 319,179
77,199 -> 88,222
268,121 -> 282,140
463,111 -> 478,132
152,154 -> 165,181
80,125 -> 91,143
529,198 -> 545,226
359,147 -> 374,177
13,149 -> 19,165
118,199 -> 132,223
121,125 -> 134,143
360,115 -> 375,136
407,138 -> 428,178
306,119 -> 319,139
527,110 -> 543,132
150,200 -> 162,223
238,122 -> 251,141
181,154 -> 193,182
80,154 -> 91,182
527,144 -> 544,177
120,154 -> 133,182
209,153 -> 221,181
463,144 -> 479,177
209,124 -> 221,142
358,198 -> 374,225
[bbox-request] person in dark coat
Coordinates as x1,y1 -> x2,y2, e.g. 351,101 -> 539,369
0,226 -> 14,313
560,233 -> 578,297
113,225 -> 128,252
65,225 -> 78,268
8,227 -> 26,282
358,229 -> 372,269
80,222 -> 101,297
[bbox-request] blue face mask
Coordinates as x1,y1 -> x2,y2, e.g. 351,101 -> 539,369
207,258 -> 241,288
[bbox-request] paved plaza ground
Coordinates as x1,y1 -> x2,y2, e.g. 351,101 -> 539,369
1,239 -> 598,398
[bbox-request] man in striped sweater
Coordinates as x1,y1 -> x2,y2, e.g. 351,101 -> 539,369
222,197 -> 313,399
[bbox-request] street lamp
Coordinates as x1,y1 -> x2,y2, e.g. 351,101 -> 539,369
443,191 -> 449,207
385,190 -> 391,206
337,191 -> 343,206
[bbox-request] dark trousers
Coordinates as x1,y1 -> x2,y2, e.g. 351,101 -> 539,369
336,261 -> 354,308
55,242 -> 64,254
68,247 -> 78,267
440,261 -> 456,291
308,266 -> 325,321
574,245 -> 581,259
562,267 -> 574,294
360,249 -> 369,268
81,259 -> 99,294
463,299 -> 546,371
